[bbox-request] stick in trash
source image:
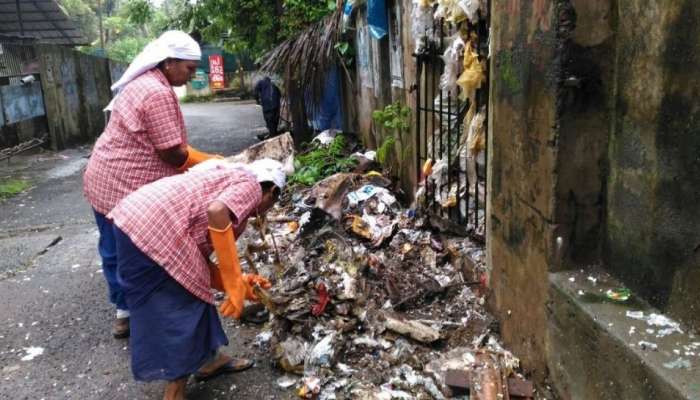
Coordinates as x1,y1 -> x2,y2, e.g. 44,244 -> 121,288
252,283 -> 277,314
255,213 -> 284,275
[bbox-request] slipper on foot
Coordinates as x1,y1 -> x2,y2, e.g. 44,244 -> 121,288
193,359 -> 254,382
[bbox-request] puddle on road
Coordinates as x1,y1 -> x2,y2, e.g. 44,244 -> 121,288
45,158 -> 87,180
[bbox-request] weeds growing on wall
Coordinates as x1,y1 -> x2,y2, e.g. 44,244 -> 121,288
372,102 -> 411,168
289,135 -> 357,186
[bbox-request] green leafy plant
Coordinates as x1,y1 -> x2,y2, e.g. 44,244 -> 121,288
334,41 -> 354,67
372,102 -> 411,167
289,134 -> 357,186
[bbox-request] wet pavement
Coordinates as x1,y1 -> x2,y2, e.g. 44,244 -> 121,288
0,101 -> 295,399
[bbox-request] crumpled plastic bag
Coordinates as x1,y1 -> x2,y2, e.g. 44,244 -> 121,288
457,40 -> 486,101
458,0 -> 483,23
440,35 -> 465,93
275,337 -> 309,374
466,106 -> 486,155
435,0 -> 472,24
368,0 -> 388,39
412,0 -> 435,52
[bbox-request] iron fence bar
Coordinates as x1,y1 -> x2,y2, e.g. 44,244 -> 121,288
447,90 -> 453,221
423,55 -> 429,209
415,57 -> 423,186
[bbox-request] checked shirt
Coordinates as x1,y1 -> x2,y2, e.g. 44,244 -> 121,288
109,167 -> 262,304
84,68 -> 187,215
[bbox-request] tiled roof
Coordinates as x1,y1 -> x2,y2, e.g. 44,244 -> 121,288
0,0 -> 88,46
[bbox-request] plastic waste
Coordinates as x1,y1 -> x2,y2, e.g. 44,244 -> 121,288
466,107 -> 487,155
625,311 -> 683,336
458,0 -> 482,23
411,0 -> 435,52
638,341 -> 658,351
347,185 -> 397,209
312,282 -> 331,316
440,36 -> 465,93
605,287 -> 631,302
299,376 -> 321,398
368,0 -> 388,39
313,129 -> 341,146
390,364 -> 446,400
663,358 -> 692,369
275,337 -> 309,374
457,40 -> 486,101
304,333 -> 336,379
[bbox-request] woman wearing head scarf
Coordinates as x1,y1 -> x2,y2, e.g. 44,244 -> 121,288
109,159 -> 285,400
83,31 -> 220,338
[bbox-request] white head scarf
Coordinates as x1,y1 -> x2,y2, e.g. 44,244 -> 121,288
246,158 -> 287,190
105,30 -> 201,111
189,158 -> 287,190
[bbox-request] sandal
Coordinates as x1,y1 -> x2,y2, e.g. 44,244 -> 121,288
193,358 -> 254,382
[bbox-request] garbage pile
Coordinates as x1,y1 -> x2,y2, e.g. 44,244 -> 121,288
237,163 -> 532,398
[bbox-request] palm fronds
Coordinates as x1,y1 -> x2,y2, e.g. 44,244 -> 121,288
260,9 -> 342,105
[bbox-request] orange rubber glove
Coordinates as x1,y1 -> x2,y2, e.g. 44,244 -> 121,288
209,223 -> 247,319
177,145 -> 223,172
242,274 -> 272,301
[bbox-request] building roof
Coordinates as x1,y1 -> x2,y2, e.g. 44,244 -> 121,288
0,0 -> 88,46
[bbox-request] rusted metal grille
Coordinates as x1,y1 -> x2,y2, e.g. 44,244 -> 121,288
413,14 -> 490,240
0,41 -> 37,80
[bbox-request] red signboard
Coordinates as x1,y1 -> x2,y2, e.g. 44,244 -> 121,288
208,54 -> 225,90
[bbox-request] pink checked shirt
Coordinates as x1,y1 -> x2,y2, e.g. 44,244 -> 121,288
109,167 -> 262,304
84,69 -> 186,215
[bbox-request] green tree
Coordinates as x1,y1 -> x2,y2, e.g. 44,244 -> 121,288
58,0 -> 100,44
171,0 -> 336,57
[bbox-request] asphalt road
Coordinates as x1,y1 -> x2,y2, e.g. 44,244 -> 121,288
0,102 -> 295,400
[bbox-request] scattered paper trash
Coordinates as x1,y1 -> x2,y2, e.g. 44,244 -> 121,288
20,347 -> 44,361
663,358 -> 691,370
638,341 -> 658,351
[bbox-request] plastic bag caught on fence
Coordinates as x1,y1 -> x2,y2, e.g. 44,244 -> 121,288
458,0 -> 483,23
368,0 -> 388,39
412,0 -> 436,52
440,35 -> 466,93
466,106 -> 486,155
457,40 -> 486,101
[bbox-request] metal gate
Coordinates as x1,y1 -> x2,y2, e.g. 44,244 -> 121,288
414,14 -> 490,241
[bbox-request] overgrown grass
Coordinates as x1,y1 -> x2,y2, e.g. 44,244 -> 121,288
0,178 -> 31,200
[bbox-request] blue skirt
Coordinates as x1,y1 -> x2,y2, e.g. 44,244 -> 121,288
114,226 -> 228,382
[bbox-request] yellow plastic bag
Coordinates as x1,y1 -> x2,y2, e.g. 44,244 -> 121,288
466,108 -> 486,155
456,40 -> 486,100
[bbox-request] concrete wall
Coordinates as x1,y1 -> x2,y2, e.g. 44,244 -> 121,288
487,0 -> 700,392
606,0 -> 700,330
487,0 -> 561,380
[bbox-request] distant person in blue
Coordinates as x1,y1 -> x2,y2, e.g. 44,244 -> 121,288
253,76 -> 282,141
